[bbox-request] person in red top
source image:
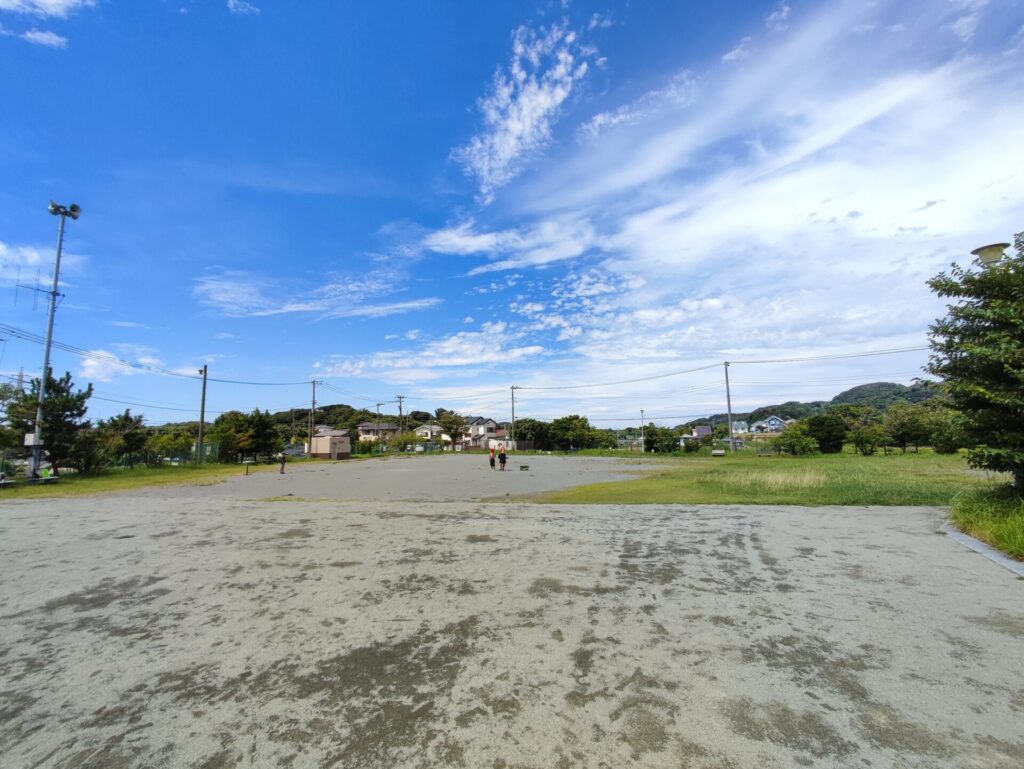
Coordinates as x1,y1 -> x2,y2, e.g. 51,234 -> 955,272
498,444 -> 507,471
489,446 -> 496,470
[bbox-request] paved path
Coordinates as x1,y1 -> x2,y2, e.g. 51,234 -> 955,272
1,477 -> 1022,767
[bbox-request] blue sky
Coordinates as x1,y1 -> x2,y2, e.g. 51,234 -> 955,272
1,0 -> 1022,428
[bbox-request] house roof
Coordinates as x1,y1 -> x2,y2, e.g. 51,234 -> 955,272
315,429 -> 348,437
357,422 -> 399,430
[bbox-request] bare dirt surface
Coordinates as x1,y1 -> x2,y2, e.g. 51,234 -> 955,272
2,458 -> 1023,768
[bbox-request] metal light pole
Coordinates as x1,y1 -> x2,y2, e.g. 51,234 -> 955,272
640,409 -> 645,454
29,201 -> 80,478
510,385 -> 519,447
197,365 -> 208,463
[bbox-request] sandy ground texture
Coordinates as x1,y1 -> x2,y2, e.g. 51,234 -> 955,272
1,465 -> 1023,768
126,454 -> 652,501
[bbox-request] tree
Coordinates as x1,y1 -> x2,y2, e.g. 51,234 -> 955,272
68,424 -> 109,475
97,410 -> 147,466
247,409 -> 282,457
928,232 -> 1024,491
145,431 -> 194,462
6,371 -> 92,475
437,412 -> 466,451
209,410 -> 252,462
803,411 -> 847,454
832,405 -> 886,456
512,418 -> 550,450
643,424 -> 679,453
772,422 -> 819,456
883,401 -> 930,453
548,415 -> 594,451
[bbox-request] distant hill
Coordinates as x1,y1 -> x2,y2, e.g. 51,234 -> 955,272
829,381 -> 937,409
678,381 -> 937,429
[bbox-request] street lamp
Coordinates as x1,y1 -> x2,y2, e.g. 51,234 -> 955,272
971,242 -> 1010,268
28,201 -> 80,479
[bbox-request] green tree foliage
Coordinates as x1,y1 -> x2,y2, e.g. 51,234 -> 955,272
643,424 -> 680,453
831,381 -> 937,409
512,417 -> 550,450
928,232 -> 1024,490
925,405 -> 970,454
883,401 -> 931,453
437,412 -> 466,451
548,415 -> 593,450
803,411 -> 847,454
771,422 -> 819,456
97,410 -> 148,466
408,410 -> 432,426
6,371 -> 92,474
832,405 -> 887,456
145,431 -> 194,461
68,425 -> 109,475
209,409 -> 281,462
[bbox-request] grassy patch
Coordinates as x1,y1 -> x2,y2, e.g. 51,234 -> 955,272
950,486 -> 1024,560
0,462 -> 282,498
532,451 -> 990,506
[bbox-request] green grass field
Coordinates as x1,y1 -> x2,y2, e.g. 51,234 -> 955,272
533,450 -> 998,507
950,486 -> 1024,560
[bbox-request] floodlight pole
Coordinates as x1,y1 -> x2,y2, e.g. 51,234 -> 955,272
375,402 -> 384,455
724,361 -> 735,452
29,206 -> 72,478
640,409 -> 645,454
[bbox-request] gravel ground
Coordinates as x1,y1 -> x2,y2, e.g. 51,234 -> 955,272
1,457 -> 1022,768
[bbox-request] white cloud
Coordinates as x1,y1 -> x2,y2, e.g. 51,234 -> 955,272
765,3 -> 791,31
108,320 -> 150,329
578,69 -> 696,141
425,217 -> 597,274
949,0 -> 989,42
417,0 -> 1024,420
722,36 -> 752,62
453,20 -> 593,201
588,13 -> 613,31
79,345 -> 162,383
20,28 -> 65,46
0,0 -> 93,16
317,322 -> 545,383
226,0 -> 259,15
193,270 -> 440,320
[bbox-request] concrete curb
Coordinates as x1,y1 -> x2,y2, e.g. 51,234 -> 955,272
941,523 -> 1024,578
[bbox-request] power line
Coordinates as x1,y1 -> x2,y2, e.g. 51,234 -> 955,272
517,362 -> 722,391
729,346 -> 929,365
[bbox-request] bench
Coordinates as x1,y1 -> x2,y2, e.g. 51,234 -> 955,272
0,479 -> 17,489
520,464 -> 529,471
710,449 -> 726,457
27,475 -> 58,485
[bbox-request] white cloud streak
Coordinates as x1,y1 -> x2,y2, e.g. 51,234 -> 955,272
453,20 -> 593,202
0,0 -> 92,16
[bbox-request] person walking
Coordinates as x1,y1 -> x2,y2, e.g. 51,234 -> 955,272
489,446 -> 496,470
498,444 -> 507,471
278,451 -> 286,474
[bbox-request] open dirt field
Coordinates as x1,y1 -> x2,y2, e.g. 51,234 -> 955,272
1,456 -> 1022,768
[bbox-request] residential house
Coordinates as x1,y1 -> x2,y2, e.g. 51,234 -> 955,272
680,424 -> 714,446
750,415 -> 787,433
414,423 -> 444,441
462,416 -> 499,449
357,421 -> 400,443
730,420 -> 750,434
305,428 -> 351,459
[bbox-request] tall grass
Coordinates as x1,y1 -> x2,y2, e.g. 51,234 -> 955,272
950,485 -> 1024,560
533,450 -> 992,507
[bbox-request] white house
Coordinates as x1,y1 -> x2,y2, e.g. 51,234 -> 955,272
414,423 -> 444,440
750,415 -> 787,433
357,421 -> 400,442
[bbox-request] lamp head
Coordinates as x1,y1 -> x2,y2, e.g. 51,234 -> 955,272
67,203 -> 81,220
48,201 -> 60,216
971,243 -> 1010,267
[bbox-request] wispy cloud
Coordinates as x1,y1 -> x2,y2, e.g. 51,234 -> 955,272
765,3 -> 791,32
108,320 -> 150,329
226,0 -> 259,15
453,20 -> 593,202
722,36 -> 752,62
577,69 -> 696,142
317,321 -> 544,383
20,28 -> 65,46
79,345 -> 162,383
0,0 -> 93,17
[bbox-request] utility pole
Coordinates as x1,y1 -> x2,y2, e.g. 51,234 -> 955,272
396,395 -> 405,434
197,364 -> 208,463
29,201 -> 78,478
510,386 -> 519,447
640,409 -> 645,454
375,402 -> 385,454
308,380 -> 317,457
724,361 -> 735,452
